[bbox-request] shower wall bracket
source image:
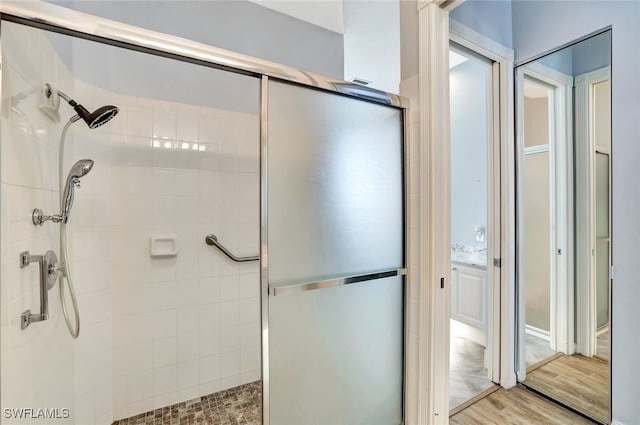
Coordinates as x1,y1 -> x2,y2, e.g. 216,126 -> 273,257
32,208 -> 62,226
20,250 -> 59,330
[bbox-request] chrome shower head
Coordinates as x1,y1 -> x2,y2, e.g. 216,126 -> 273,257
68,159 -> 94,179
61,159 -> 94,223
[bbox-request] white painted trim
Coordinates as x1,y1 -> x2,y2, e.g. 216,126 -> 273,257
515,64 -> 574,379
449,19 -> 514,62
417,3 -> 451,424
612,420 -> 626,425
498,52 -> 517,391
575,66 -> 611,358
515,68 -> 527,382
525,62 -> 573,87
524,145 -> 550,155
525,324 -> 551,342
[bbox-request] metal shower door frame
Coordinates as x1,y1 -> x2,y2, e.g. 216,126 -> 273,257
0,3 -> 410,424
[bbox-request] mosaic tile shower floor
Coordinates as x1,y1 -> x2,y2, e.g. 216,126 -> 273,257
113,381 -> 261,425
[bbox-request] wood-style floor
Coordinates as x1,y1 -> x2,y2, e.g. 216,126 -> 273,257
524,354 -> 609,424
450,386 -> 595,425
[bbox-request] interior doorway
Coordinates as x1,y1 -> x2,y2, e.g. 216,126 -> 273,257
448,43 -> 501,413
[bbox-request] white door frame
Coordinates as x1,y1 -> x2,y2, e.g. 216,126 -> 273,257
575,66 -> 610,357
515,64 -> 574,381
415,0 -> 516,419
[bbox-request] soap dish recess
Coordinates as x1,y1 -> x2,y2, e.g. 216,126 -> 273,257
150,235 -> 177,257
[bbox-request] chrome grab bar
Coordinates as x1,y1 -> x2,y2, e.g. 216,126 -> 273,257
20,250 -> 59,329
204,234 -> 259,262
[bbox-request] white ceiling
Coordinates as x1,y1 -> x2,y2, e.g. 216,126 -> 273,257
248,0 -> 345,34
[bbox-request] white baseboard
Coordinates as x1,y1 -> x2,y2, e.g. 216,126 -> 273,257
612,421 -> 626,425
525,324 -> 551,342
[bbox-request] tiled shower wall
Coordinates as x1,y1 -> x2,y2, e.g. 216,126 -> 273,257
1,21 -> 261,424
68,80 -> 261,419
0,24 -> 78,424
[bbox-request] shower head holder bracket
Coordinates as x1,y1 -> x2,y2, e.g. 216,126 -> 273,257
32,208 -> 63,226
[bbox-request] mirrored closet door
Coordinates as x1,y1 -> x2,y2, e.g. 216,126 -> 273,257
515,30 -> 612,425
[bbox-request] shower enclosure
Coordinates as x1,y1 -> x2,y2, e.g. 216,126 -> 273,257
0,2 -> 408,424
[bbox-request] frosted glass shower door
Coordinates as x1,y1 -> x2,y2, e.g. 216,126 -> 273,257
264,80 -> 405,425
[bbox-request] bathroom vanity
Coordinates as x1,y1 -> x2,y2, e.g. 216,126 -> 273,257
450,245 -> 488,347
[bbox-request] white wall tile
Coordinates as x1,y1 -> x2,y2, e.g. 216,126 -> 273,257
241,347 -> 261,374
153,110 -> 176,140
128,397 -> 154,417
199,355 -> 221,384
154,391 -> 177,409
178,360 -> 199,390
178,386 -> 199,402
239,323 -> 260,349
151,281 -> 178,311
239,298 -> 259,324
151,310 -> 177,339
177,110 -> 198,142
177,307 -> 199,336
154,365 -> 177,396
219,275 -> 239,301
220,375 -> 241,391
198,277 -> 219,304
221,350 -> 241,378
199,380 -> 220,397
152,168 -> 177,196
220,326 -> 240,353
112,375 -> 128,408
127,369 -> 154,403
219,300 -> 240,327
199,326 -> 221,357
177,332 -> 199,363
241,369 -> 261,384
238,273 -> 259,299
127,106 -> 153,137
153,337 -> 177,368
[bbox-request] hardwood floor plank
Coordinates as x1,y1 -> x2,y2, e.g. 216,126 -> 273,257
523,354 -> 609,424
450,386 -> 595,425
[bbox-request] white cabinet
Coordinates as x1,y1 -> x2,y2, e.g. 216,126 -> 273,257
450,263 -> 487,331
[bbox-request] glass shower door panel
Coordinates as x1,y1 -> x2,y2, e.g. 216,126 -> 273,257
267,81 -> 403,287
269,276 -> 403,425
266,80 -> 404,424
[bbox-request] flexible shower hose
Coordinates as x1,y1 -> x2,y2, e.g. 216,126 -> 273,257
58,119 -> 81,338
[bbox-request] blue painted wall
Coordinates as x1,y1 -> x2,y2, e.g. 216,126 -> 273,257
450,0 -> 513,48
47,0 -> 344,79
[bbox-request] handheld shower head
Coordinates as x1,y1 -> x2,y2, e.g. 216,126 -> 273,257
61,159 -> 94,223
68,158 -> 94,179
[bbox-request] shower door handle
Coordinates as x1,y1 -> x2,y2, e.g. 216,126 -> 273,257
20,250 -> 59,330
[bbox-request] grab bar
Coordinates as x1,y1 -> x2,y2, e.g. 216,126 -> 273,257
204,234 -> 259,262
20,250 -> 59,329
